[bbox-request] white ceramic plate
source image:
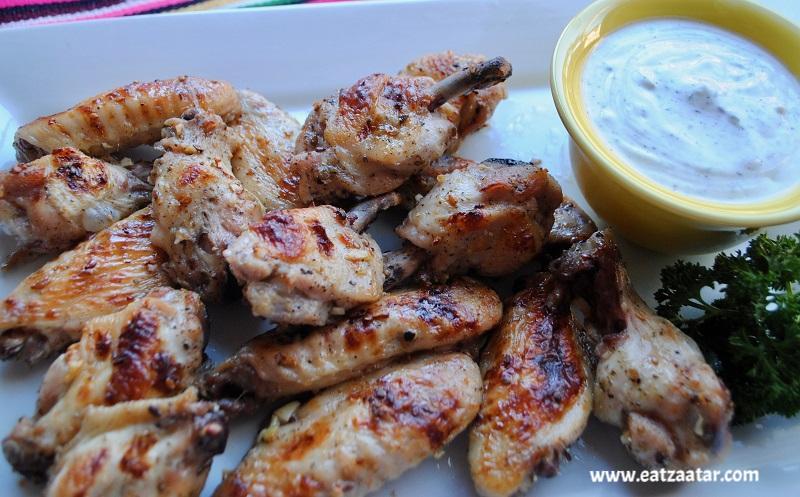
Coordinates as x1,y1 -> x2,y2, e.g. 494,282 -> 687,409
1,0 -> 799,495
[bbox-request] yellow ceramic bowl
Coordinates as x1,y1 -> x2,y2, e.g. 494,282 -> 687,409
551,0 -> 800,253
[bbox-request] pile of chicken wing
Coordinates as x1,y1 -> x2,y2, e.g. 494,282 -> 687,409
0,52 -> 733,497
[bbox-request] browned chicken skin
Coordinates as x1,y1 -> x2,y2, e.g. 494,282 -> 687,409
223,205 -> 384,326
2,288 -> 206,480
202,278 -> 501,403
0,207 -> 170,363
229,90 -> 303,209
46,388 -> 227,497
396,158 -> 563,279
213,353 -> 481,497
14,76 -> 241,162
469,274 -> 592,497
150,110 -> 264,301
551,230 -> 734,469
0,148 -> 151,265
293,56 -> 511,203
402,51 -> 508,136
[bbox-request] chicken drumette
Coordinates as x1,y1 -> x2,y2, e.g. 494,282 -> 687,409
395,158 -> 563,279
14,76 -> 241,162
0,208 -> 170,363
0,148 -> 151,264
3,287 -> 206,480
150,110 -> 264,301
292,56 -> 511,203
402,51 -> 508,136
469,274 -> 592,497
223,204 -> 385,326
46,388 -> 227,497
551,230 -> 734,469
213,353 -> 481,497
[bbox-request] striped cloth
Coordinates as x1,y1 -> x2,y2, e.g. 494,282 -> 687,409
0,0 -> 354,29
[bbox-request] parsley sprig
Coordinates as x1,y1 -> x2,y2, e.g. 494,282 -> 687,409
655,233 -> 800,424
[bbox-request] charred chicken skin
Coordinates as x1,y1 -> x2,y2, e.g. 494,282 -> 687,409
223,205 -> 384,326
2,287 -> 206,480
292,56 -> 511,203
46,388 -> 227,497
14,76 -> 241,162
396,159 -> 562,279
228,90 -> 303,210
469,274 -> 592,497
150,110 -> 264,301
201,278 -> 501,402
0,207 -> 170,363
551,230 -> 734,469
0,148 -> 151,264
213,353 -> 481,497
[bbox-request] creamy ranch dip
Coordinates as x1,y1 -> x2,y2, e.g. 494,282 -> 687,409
581,19 -> 800,203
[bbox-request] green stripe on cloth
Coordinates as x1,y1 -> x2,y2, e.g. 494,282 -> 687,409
239,0 -> 307,8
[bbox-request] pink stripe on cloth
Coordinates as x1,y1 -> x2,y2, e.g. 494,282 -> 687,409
0,0 -> 82,8
30,0 -> 191,25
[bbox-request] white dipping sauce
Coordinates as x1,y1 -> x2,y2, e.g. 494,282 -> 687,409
582,19 -> 800,203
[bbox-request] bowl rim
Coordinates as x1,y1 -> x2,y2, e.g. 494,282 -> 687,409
551,0 -> 800,227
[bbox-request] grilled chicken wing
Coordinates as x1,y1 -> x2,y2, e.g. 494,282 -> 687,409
551,230 -> 733,468
469,275 -> 592,497
202,278 -> 501,402
151,110 -> 264,301
3,287 -> 205,480
223,205 -> 383,326
402,51 -> 508,136
14,76 -> 241,162
213,353 -> 481,497
396,159 -> 562,278
0,207 -> 170,363
403,158 -> 592,248
46,388 -> 227,497
229,90 -> 302,209
0,148 -> 151,264
293,57 -> 511,203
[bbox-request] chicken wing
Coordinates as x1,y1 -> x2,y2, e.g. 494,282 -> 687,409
292,56 -> 511,202
223,205 -> 383,326
213,353 -> 481,497
3,287 -> 205,480
469,274 -> 592,497
402,158 -> 593,249
402,51 -> 508,136
0,148 -> 151,264
14,76 -> 241,162
396,159 -> 562,278
201,278 -> 501,402
46,388 -> 227,497
150,110 -> 264,301
551,230 -> 733,468
0,207 -> 170,363
229,90 -> 302,209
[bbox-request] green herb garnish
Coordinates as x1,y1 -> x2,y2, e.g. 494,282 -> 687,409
655,232 -> 800,424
